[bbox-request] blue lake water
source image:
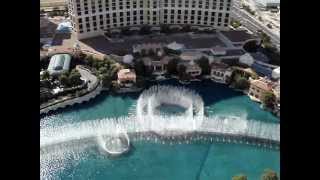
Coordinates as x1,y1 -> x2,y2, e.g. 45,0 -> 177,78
40,80 -> 279,180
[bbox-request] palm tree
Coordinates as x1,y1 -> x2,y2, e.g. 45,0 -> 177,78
261,169 -> 279,180
41,70 -> 50,80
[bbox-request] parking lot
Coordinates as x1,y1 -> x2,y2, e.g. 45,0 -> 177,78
81,33 -> 228,55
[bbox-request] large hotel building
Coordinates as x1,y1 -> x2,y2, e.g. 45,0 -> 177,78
68,0 -> 233,39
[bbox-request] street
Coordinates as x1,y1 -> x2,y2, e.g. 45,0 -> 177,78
231,0 -> 280,49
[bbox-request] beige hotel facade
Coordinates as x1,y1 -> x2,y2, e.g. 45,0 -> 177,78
68,0 -> 233,39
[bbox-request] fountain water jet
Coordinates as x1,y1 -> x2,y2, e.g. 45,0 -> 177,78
136,85 -> 204,135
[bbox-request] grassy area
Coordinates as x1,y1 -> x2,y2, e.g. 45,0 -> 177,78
231,20 -> 242,29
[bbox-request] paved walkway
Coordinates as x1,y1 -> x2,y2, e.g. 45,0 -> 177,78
76,65 -> 98,91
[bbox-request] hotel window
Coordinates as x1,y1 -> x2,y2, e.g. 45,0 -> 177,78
140,0 -> 144,8
178,0 -> 182,7
219,3 -> 224,10
192,0 -> 196,8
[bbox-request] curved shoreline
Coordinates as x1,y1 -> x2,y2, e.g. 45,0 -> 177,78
40,84 -> 102,115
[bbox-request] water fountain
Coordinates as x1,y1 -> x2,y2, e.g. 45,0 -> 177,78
136,85 -> 204,135
97,124 -> 130,156
40,85 -> 280,179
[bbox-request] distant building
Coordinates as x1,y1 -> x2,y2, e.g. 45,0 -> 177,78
142,56 -> 171,75
180,51 -> 204,62
255,0 -> 280,10
133,43 -> 164,55
248,77 -> 273,102
210,62 -> 233,84
47,54 -> 71,76
117,69 -> 136,87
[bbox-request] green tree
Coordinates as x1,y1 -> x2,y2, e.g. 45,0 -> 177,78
259,32 -> 271,46
196,57 -> 210,75
136,77 -> 145,88
261,169 -> 279,180
177,64 -> 187,78
85,55 -> 94,66
234,76 -> 250,90
41,70 -> 50,80
69,69 -> 82,86
109,64 -> 120,79
59,74 -> 69,87
134,60 -> 147,76
243,40 -> 259,53
148,49 -> 156,56
262,92 -> 276,109
141,49 -> 147,56
99,67 -> 108,74
231,20 -> 242,28
100,73 -> 112,88
167,58 -> 179,75
232,174 -> 248,180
